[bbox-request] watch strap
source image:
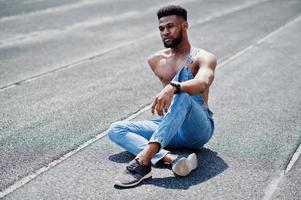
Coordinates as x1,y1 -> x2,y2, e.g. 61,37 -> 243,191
170,81 -> 181,94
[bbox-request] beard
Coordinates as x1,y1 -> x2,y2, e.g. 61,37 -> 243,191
163,30 -> 183,48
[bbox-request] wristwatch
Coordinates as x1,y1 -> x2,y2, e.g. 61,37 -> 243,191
169,81 -> 181,94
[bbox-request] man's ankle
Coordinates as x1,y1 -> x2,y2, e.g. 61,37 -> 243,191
162,153 -> 177,164
135,157 -> 150,166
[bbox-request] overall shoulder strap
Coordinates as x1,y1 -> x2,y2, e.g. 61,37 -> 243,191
191,47 -> 200,56
185,47 -> 200,64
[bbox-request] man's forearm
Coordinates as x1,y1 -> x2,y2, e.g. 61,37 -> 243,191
178,79 -> 209,95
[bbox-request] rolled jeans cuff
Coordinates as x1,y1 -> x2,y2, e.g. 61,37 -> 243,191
151,149 -> 169,166
148,136 -> 166,148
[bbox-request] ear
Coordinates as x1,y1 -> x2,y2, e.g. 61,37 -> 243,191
182,21 -> 188,30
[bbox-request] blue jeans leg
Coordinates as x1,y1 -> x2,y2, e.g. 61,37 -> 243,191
149,92 -> 213,152
108,119 -> 169,165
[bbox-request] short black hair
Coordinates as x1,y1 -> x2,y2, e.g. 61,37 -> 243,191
157,5 -> 187,21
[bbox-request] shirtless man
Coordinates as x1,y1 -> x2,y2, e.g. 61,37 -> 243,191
108,5 -> 216,188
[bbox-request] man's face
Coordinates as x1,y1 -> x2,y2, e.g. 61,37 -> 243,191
158,15 -> 185,48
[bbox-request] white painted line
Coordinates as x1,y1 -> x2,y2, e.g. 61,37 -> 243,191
0,0 -> 105,22
262,171 -> 285,200
0,104 -> 151,198
262,143 -> 301,200
23,0 -> 46,4
0,34 -> 155,90
285,143 -> 301,173
257,15 -> 301,44
194,0 -> 270,25
0,11 -> 140,47
125,104 -> 152,121
217,45 -> 255,69
218,14 -> 301,68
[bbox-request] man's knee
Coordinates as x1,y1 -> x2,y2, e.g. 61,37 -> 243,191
177,92 -> 190,99
172,92 -> 192,107
107,121 -> 127,143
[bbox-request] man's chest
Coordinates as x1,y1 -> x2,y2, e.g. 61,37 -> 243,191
155,59 -> 198,84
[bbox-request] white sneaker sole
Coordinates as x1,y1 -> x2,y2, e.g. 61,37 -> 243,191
172,153 -> 198,177
114,171 -> 152,188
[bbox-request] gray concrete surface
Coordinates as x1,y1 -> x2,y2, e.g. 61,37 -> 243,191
0,0 -> 300,199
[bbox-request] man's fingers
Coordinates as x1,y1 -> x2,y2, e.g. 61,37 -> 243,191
157,109 -> 163,116
151,98 -> 158,115
156,98 -> 165,116
155,105 -> 162,116
164,105 -> 169,114
151,95 -> 171,116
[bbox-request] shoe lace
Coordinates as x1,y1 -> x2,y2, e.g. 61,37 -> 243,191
126,160 -> 140,171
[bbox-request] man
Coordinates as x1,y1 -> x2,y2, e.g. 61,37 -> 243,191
108,5 -> 216,188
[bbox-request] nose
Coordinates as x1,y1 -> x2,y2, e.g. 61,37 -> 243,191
162,28 -> 170,36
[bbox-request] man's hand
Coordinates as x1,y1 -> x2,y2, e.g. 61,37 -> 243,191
151,84 -> 176,116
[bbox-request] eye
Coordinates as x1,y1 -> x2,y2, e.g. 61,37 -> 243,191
167,24 -> 174,28
159,26 -> 164,32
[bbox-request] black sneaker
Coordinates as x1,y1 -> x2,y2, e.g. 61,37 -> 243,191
114,159 -> 152,188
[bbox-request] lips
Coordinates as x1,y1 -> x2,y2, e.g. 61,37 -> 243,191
163,38 -> 172,42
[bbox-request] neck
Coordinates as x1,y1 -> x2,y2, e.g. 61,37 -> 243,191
171,39 -> 191,56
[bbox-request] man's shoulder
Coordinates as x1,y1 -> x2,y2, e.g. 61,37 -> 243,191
147,49 -> 170,69
148,48 -> 170,60
192,47 -> 215,57
193,47 -> 217,69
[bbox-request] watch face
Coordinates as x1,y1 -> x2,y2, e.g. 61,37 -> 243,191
170,81 -> 181,94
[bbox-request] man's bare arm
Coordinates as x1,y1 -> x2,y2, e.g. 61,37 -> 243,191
180,51 -> 217,95
148,53 -> 177,116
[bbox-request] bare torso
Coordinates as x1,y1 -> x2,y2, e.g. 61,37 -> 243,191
150,47 -> 210,104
